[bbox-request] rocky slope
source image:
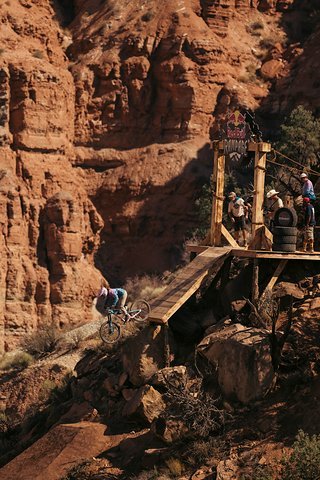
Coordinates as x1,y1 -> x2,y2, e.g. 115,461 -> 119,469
1,268 -> 320,479
0,0 -> 320,348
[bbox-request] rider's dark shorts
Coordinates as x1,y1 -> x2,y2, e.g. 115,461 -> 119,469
234,215 -> 246,231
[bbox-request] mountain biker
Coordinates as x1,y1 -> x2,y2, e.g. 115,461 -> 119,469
228,191 -> 249,247
97,279 -> 128,316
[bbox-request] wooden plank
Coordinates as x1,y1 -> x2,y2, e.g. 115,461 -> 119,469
221,224 -> 239,247
185,244 -> 210,254
231,249 -> 320,261
210,149 -> 225,246
263,260 -> 288,294
149,248 -> 231,323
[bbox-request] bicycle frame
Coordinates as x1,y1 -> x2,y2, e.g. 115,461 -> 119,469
104,307 -> 141,323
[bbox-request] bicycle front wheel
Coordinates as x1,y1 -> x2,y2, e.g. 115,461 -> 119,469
99,320 -> 121,344
131,299 -> 151,322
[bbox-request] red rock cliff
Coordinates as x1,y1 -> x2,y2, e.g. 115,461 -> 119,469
0,0 -> 319,349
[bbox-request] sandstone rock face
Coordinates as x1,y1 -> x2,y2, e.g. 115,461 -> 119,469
0,422 -> 116,480
0,0 -> 319,347
151,415 -> 191,444
122,385 -> 166,424
121,325 -> 167,386
198,323 -> 274,403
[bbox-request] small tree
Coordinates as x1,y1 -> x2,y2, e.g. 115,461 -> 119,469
276,105 -> 320,168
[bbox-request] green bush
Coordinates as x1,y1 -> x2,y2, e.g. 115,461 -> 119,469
0,352 -> 34,371
246,430 -> 320,480
281,430 -> 320,480
277,105 -> 320,168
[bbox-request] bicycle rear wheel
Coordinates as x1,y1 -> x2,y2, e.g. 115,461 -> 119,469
99,319 -> 121,344
130,299 -> 151,322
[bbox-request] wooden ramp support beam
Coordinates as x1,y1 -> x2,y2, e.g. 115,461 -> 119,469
251,142 -> 272,248
210,143 -> 226,246
221,224 -> 239,247
260,260 -> 288,302
149,247 -> 231,324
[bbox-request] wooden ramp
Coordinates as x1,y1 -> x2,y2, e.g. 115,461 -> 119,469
149,247 -> 231,324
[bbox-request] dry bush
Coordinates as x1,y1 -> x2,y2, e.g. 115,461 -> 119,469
164,377 -> 229,438
239,63 -> 260,84
23,326 -> 60,357
32,49 -> 44,59
132,469 -> 172,480
165,458 -> 184,477
182,437 -> 229,468
141,11 -> 154,22
125,274 -> 167,302
0,352 -> 34,371
259,36 -> 277,50
246,20 -> 264,35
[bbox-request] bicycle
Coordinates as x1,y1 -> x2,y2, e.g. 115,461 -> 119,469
99,299 -> 151,344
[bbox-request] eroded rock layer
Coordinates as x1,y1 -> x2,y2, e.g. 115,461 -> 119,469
0,0 -> 319,348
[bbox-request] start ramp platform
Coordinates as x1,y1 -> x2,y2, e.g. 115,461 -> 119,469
149,247 -> 231,324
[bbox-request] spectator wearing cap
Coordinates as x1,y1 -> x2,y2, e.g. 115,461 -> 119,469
301,173 -> 316,201
266,189 -> 283,231
302,197 -> 316,252
228,192 -> 248,247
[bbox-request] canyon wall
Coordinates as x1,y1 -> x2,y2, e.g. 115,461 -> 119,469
0,0 -> 319,349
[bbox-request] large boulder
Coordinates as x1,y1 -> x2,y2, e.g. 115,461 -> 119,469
150,366 -> 187,390
122,385 -> 165,424
197,323 -> 274,404
151,416 -> 191,444
121,326 -> 168,386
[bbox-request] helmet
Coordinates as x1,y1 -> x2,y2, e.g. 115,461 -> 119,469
303,197 -> 311,203
300,173 -> 308,178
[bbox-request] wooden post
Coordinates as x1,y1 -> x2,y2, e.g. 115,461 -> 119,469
210,143 -> 226,246
252,259 -> 259,303
252,143 -> 269,236
163,324 -> 170,367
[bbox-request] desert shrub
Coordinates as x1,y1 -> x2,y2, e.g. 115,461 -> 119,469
251,20 -> 264,30
259,36 -> 277,50
165,377 -> 229,438
124,274 -> 167,302
165,458 -> 184,477
247,20 -> 264,35
141,11 -> 154,22
131,469 -> 172,480
281,430 -> 320,480
241,465 -> 274,480
32,49 -> 44,59
23,326 -> 60,357
0,352 -> 34,371
182,437 -> 229,467
240,63 -> 259,84
246,430 -> 320,480
39,379 -> 57,401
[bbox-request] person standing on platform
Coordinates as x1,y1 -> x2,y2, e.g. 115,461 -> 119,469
301,173 -> 316,201
302,197 -> 316,252
266,189 -> 283,231
228,191 -> 248,247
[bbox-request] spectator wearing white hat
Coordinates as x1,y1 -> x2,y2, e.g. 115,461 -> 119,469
301,173 -> 316,201
228,191 -> 248,247
266,189 -> 283,231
